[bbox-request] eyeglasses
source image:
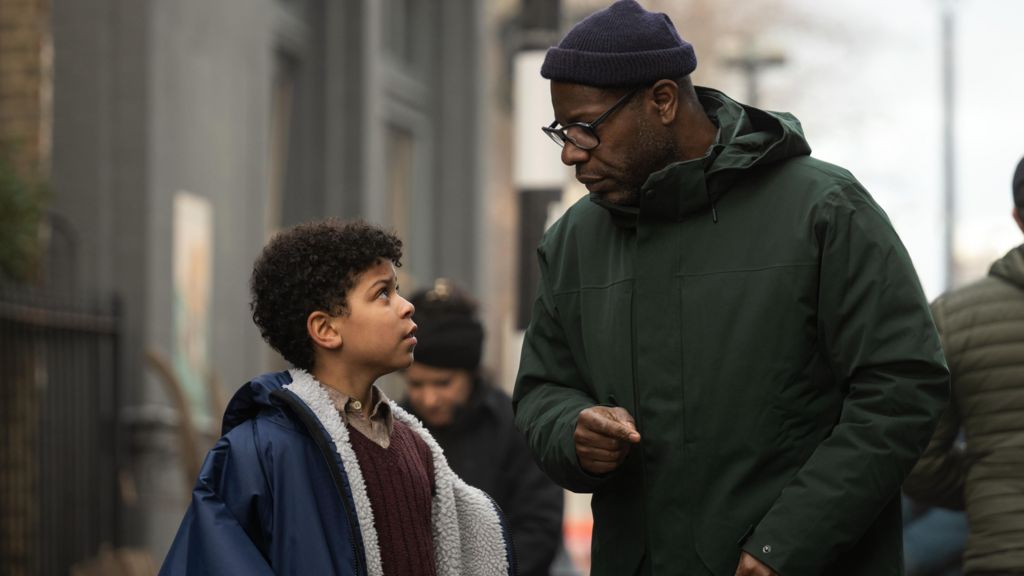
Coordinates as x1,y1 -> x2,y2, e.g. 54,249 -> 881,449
542,88 -> 640,151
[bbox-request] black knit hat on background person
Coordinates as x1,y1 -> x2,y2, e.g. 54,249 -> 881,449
541,0 -> 697,87
1013,155 -> 1024,209
409,279 -> 484,371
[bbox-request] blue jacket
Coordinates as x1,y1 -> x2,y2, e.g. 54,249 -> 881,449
161,369 -> 516,575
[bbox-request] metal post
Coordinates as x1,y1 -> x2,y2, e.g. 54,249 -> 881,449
941,0 -> 957,289
514,0 -> 563,329
722,45 -> 786,108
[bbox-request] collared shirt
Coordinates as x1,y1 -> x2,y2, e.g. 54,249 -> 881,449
324,384 -> 395,449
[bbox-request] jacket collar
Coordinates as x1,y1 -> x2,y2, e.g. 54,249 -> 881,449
281,369 -> 514,576
589,86 -> 811,228
990,244 -> 1024,289
590,146 -> 721,228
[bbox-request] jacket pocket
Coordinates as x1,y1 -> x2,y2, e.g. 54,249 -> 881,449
695,517 -> 748,576
577,282 -> 635,407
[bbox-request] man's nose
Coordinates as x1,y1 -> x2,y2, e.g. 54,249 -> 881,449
560,141 -> 589,166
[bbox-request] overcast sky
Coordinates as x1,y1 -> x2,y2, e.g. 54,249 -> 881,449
748,0 -> 1024,298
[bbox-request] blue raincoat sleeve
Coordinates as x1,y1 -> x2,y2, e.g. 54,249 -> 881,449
160,421 -> 275,576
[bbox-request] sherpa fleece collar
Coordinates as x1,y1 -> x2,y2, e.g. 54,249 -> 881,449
283,369 -> 513,576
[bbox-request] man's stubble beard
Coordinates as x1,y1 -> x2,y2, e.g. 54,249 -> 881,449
612,115 -> 681,206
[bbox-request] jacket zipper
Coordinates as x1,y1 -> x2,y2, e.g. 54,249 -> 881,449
630,283 -> 652,575
482,492 -> 518,575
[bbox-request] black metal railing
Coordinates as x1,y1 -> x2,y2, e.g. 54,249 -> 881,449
0,287 -> 121,576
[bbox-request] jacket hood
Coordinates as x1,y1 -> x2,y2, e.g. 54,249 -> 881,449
990,244 -> 1024,289
698,87 -> 811,179
221,370 -> 294,435
592,86 -> 811,225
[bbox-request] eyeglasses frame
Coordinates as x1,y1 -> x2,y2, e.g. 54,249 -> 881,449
542,87 -> 642,151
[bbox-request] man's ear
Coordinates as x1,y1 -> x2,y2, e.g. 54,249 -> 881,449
650,79 -> 679,125
1013,207 -> 1024,234
307,310 -> 343,350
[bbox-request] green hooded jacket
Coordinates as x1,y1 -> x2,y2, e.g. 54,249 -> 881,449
513,88 -> 949,576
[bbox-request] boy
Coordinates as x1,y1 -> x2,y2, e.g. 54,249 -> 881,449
160,220 -> 514,576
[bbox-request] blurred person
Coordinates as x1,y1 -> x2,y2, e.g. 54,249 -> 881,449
904,156 -> 1024,576
512,2 -> 949,575
160,220 -> 513,575
902,495 -> 967,576
402,279 -> 565,576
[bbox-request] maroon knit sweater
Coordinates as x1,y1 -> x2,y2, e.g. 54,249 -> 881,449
348,420 -> 437,576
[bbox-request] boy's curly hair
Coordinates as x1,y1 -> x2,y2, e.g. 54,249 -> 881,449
249,219 -> 402,370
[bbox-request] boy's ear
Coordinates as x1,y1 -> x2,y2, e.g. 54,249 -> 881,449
307,310 -> 343,350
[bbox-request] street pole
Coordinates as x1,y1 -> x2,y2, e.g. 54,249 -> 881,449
514,0 -> 563,330
722,45 -> 786,108
941,0 -> 957,289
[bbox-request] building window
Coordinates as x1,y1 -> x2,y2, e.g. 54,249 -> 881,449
385,124 -> 418,286
382,0 -> 427,72
268,51 -> 299,238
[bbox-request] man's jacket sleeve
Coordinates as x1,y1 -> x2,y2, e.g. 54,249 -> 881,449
159,424 -> 275,576
513,245 -> 606,493
741,186 -> 950,574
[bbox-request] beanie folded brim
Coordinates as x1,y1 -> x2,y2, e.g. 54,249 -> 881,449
541,46 -> 696,88
412,320 -> 484,371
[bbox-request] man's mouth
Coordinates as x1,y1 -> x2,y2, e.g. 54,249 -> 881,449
577,175 -> 607,192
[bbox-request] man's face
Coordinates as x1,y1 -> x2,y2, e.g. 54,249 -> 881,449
402,363 -> 473,428
550,81 -> 680,206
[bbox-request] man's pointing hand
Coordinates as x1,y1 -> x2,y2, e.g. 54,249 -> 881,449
574,406 -> 641,475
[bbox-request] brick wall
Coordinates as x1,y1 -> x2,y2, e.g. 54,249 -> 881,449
0,0 -> 50,179
0,3 -> 49,574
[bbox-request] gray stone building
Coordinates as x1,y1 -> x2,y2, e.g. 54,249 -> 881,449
40,0 -> 504,565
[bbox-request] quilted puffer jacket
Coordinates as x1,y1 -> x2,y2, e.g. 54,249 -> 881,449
905,244 -> 1024,575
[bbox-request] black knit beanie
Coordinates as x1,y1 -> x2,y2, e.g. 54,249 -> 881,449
409,279 -> 484,371
541,0 -> 697,88
1013,155 -> 1024,209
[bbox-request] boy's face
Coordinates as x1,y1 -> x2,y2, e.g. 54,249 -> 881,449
333,259 -> 418,376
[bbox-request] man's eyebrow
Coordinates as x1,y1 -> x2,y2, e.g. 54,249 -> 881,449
559,108 -> 598,125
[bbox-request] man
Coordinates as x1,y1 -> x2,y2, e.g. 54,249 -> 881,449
402,279 -> 565,576
512,2 -> 950,575
904,156 -> 1024,575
